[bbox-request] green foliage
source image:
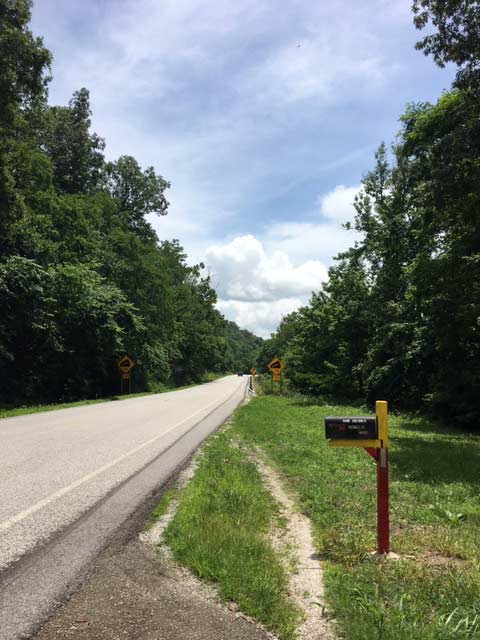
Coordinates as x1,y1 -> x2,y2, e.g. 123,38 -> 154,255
412,0 -> 480,89
0,0 -> 51,256
0,257 -> 140,401
0,6 -> 261,406
223,320 -> 263,372
105,155 -> 169,240
237,394 -> 480,640
41,88 -> 105,194
258,3 -> 480,424
263,88 -> 480,425
0,0 -> 51,128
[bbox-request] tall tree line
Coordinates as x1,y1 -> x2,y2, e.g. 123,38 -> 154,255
261,0 -> 480,425
0,0 -> 261,405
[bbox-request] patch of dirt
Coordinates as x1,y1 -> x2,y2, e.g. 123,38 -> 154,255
34,440 -> 275,640
248,449 -> 336,640
34,539 -> 276,640
420,551 -> 466,567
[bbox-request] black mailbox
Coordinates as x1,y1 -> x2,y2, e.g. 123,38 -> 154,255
325,416 -> 378,440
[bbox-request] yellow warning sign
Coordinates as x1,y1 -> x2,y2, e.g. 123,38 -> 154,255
267,357 -> 285,373
117,354 -> 135,374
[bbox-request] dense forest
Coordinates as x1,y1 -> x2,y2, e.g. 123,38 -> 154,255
260,1 -> 480,425
0,0 -> 262,405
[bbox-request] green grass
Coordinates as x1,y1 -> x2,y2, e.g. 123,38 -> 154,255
145,487 -> 178,530
0,373 -> 229,420
164,428 -> 301,639
235,394 -> 480,640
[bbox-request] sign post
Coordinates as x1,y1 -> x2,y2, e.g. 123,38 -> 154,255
116,355 -> 135,395
325,401 -> 389,554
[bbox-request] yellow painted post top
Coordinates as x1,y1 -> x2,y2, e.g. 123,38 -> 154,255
376,400 -> 388,447
330,439 -> 381,448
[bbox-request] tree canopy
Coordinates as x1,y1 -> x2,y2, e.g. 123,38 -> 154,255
413,0 -> 480,88
0,0 -> 261,406
261,4 -> 480,425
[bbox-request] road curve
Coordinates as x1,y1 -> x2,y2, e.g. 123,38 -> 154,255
0,374 -> 248,639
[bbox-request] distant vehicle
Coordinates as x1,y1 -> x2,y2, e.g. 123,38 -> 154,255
237,371 -> 244,376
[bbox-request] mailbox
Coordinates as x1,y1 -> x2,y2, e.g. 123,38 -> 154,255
325,416 -> 378,440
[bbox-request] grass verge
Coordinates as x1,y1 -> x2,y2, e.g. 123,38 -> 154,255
236,394 -> 480,640
164,427 -> 301,639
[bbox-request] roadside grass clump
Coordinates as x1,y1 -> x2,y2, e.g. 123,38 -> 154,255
235,394 -> 480,640
164,428 -> 301,640
145,488 -> 178,530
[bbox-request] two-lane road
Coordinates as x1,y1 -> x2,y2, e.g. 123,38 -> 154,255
0,374 -> 248,639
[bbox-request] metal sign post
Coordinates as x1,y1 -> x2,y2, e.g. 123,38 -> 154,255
120,372 -> 132,394
325,401 -> 389,554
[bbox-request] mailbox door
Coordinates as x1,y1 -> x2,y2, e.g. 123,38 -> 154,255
325,416 -> 378,440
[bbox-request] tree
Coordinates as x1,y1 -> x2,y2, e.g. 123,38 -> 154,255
0,0 -> 51,128
399,91 -> 480,421
0,4 -> 263,408
413,0 -> 480,88
264,91 -> 480,424
40,88 -> 105,194
223,320 -> 263,373
0,0 -> 51,255
0,256 -> 58,402
105,155 -> 169,240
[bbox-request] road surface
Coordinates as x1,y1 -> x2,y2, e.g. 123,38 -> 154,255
0,375 -> 248,639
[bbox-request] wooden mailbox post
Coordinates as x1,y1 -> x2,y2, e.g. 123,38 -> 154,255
325,401 -> 389,554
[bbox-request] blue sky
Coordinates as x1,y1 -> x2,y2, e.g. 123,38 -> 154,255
31,0 -> 454,336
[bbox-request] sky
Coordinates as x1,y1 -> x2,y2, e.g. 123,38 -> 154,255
31,0 -> 454,337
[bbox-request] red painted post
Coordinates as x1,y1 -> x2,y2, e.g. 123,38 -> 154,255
377,447 -> 389,553
374,400 -> 389,554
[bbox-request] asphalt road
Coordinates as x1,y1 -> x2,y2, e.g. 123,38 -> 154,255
0,374 -> 248,639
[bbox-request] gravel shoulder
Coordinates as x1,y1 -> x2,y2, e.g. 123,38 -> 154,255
33,518 -> 274,640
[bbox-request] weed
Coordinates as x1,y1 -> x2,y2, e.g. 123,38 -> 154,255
145,488 -> 177,530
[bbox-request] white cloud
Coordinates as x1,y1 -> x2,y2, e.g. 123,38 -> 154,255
206,235 -> 327,303
217,298 -> 304,338
264,184 -> 361,264
206,184 -> 361,336
205,234 -> 327,336
238,38 -> 391,106
319,184 -> 360,223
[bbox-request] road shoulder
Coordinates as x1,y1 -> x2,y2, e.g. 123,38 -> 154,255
33,532 -> 274,640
